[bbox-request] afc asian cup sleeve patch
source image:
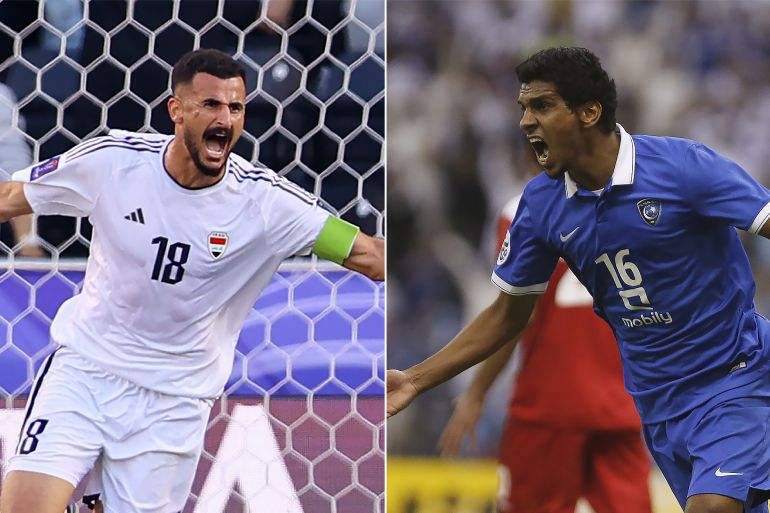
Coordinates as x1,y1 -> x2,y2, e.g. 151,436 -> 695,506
497,231 -> 511,265
30,156 -> 60,181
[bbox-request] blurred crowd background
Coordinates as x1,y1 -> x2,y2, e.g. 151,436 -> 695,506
388,0 -> 770,458
0,0 -> 384,259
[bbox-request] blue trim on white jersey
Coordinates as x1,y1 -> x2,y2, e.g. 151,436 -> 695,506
229,161 -> 317,206
66,135 -> 164,162
15,348 -> 59,454
68,142 -> 163,162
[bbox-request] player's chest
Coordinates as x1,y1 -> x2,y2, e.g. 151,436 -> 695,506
592,187 -> 690,261
95,189 -> 264,285
548,189 -> 690,289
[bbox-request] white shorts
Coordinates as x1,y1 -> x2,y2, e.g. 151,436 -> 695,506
6,346 -> 213,513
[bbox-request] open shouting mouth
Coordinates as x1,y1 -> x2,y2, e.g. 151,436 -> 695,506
203,128 -> 232,161
528,136 -> 549,167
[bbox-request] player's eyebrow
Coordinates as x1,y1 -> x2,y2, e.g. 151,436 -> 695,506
202,97 -> 245,110
518,91 -> 559,105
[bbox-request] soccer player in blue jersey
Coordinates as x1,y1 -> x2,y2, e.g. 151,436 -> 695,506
388,47 -> 770,513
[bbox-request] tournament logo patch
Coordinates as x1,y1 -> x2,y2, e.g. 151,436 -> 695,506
208,232 -> 229,259
497,231 -> 511,265
30,156 -> 60,181
637,199 -> 662,227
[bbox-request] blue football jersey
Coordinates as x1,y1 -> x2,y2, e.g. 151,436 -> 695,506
493,125 -> 770,423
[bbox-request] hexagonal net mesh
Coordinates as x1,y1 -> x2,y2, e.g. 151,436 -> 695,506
0,2 -> 384,512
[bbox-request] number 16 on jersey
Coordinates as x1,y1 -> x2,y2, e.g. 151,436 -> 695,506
595,249 -> 653,311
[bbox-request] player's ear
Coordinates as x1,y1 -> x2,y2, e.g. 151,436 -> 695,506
578,100 -> 602,128
168,96 -> 183,124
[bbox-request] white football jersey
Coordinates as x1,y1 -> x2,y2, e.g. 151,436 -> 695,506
13,130 -> 330,398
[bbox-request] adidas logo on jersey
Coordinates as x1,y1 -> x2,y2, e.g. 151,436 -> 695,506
124,208 -> 145,224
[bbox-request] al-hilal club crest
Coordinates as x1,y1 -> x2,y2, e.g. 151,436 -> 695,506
637,199 -> 662,226
208,232 -> 228,259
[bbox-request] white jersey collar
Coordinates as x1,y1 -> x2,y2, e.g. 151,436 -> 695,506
564,123 -> 635,198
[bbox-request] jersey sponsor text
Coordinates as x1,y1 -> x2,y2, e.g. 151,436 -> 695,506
621,311 -> 673,329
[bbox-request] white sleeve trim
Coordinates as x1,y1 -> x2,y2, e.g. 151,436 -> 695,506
491,273 -> 547,295
749,200 -> 770,234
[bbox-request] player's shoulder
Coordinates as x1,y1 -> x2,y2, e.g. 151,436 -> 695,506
632,134 -> 717,177
64,129 -> 169,164
107,129 -> 170,145
226,152 -> 318,206
632,134 -> 703,163
226,152 -> 277,192
509,174 -> 563,228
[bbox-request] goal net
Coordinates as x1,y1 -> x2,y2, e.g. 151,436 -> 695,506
0,2 -> 384,512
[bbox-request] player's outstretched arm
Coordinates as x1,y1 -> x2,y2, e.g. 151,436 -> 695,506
760,219 -> 770,240
437,335 -> 521,456
387,291 -> 538,417
343,232 -> 384,281
311,216 -> 383,281
0,182 -> 32,223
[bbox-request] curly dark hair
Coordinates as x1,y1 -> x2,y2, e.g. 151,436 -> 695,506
171,48 -> 246,92
515,47 -> 617,133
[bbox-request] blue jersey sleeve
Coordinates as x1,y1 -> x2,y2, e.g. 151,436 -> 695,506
492,195 -> 559,295
683,143 -> 770,233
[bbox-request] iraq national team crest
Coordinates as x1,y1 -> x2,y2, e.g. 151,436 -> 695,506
637,199 -> 662,226
208,232 -> 229,259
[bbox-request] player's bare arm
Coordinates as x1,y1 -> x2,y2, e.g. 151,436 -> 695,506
0,182 -> 32,222
438,298 -> 539,454
758,217 -> 770,240
438,334 -> 521,456
387,292 -> 538,417
343,232 -> 384,281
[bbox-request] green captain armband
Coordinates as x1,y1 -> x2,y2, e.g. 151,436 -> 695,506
312,216 -> 360,264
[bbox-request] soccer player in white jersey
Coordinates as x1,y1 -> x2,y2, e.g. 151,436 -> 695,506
0,48 -> 383,513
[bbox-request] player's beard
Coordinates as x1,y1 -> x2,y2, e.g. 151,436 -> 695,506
183,127 -> 228,177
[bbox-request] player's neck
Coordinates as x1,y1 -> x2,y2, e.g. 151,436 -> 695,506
568,130 -> 621,191
165,138 -> 225,189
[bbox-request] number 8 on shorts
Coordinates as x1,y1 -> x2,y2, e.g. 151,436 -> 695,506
18,419 -> 49,455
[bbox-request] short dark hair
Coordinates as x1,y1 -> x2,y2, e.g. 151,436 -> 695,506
515,47 -> 617,133
171,48 -> 246,92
